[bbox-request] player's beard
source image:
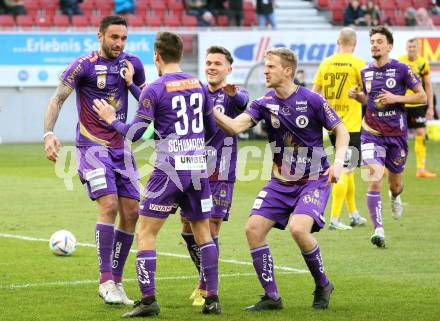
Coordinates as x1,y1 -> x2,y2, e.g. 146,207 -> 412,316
102,41 -> 122,59
372,53 -> 381,60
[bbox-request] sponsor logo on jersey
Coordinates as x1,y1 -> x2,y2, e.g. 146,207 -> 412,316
386,78 -> 396,88
95,65 -> 108,71
295,115 -> 309,128
266,103 -> 279,114
165,78 -> 201,92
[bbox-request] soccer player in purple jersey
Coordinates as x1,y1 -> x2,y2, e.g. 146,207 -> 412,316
43,16 -> 146,305
180,46 -> 249,306
214,47 -> 349,311
348,26 -> 427,248
93,31 -> 221,317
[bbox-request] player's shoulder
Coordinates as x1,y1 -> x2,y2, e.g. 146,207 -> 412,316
251,90 -> 276,107
121,52 -> 143,65
299,86 -> 325,106
397,54 -> 408,63
70,51 -> 98,67
360,62 -> 375,73
350,54 -> 366,67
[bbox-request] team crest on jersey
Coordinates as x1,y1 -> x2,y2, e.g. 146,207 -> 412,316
386,78 -> 396,88
313,189 -> 320,198
271,114 -> 280,128
281,105 -> 291,115
366,80 -> 372,93
215,104 -> 225,114
97,73 -> 106,89
142,98 -> 152,108
295,115 -> 309,128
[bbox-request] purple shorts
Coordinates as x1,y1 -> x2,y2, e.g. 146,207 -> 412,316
140,174 -> 213,221
181,181 -> 234,221
76,146 -> 140,201
250,176 -> 330,232
361,131 -> 408,174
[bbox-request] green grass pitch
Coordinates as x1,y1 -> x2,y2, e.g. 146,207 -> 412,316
0,140 -> 439,321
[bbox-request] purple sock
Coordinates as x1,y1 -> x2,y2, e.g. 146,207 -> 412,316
367,192 -> 383,229
96,223 -> 114,284
302,245 -> 329,288
250,245 -> 279,300
213,236 -> 219,257
200,241 -> 218,297
112,229 -> 134,283
136,250 -> 156,298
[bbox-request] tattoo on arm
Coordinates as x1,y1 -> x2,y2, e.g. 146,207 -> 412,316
44,82 -> 73,133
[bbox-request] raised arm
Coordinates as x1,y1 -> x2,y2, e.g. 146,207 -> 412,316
43,81 -> 73,161
213,108 -> 255,135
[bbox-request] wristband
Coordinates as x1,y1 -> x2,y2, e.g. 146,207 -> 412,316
43,131 -> 54,139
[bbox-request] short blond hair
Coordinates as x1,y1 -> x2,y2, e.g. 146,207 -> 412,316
338,27 -> 357,47
265,47 -> 298,72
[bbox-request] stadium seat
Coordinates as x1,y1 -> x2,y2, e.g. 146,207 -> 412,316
126,15 -> 145,27
382,9 -> 396,21
163,14 -> 181,27
181,13 -> 198,27
412,0 -> 430,9
72,15 -> 90,28
215,15 -> 229,27
378,0 -> 395,10
145,15 -> 162,27
331,9 -> 344,23
167,0 -> 184,11
53,15 -> 70,28
39,0 -> 59,12
328,0 -> 345,10
150,1 -> 167,17
433,15 -> 440,26
90,15 -> 101,27
316,0 -> 329,9
0,15 -> 15,28
150,8 -> 165,20
24,0 -> 40,11
95,0 -> 114,11
136,0 -> 150,15
243,12 -> 257,26
394,14 -> 405,26
79,0 -> 95,11
35,15 -> 53,28
16,15 -> 34,28
398,0 -> 414,12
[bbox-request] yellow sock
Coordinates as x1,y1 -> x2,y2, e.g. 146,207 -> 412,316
331,174 -> 348,220
415,135 -> 426,171
345,172 -> 357,213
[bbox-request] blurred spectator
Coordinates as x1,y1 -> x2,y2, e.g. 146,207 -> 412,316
207,0 -> 227,16
294,69 -> 306,87
3,0 -> 27,15
343,0 -> 364,26
358,12 -> 379,26
362,0 -> 381,22
228,0 -> 243,26
415,7 -> 434,28
383,17 -> 392,27
185,0 -> 214,26
114,0 -> 135,15
256,0 -> 276,29
60,0 -> 83,16
0,0 -> 6,14
405,7 -> 417,26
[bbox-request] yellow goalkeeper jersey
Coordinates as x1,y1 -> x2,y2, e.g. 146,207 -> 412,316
397,54 -> 429,108
313,52 -> 365,132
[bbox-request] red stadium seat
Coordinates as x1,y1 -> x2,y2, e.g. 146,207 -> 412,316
215,15 -> 229,26
180,34 -> 195,54
16,15 -> 35,28
433,15 -> 440,26
72,15 -> 90,27
90,14 -> 101,27
167,0 -> 184,11
382,9 -> 396,21
95,0 -> 114,11
163,14 -> 181,27
79,0 -> 95,11
150,0 -> 166,17
316,0 -> 329,9
127,15 -> 145,27
243,12 -> 257,26
181,13 -> 198,27
394,14 -> 405,26
398,0 -> 414,12
24,0 -> 40,11
40,0 -> 59,11
412,0 -> 430,9
378,0 -> 395,10
35,15 -> 53,28
136,0 -> 150,15
0,15 -> 15,28
150,8 -> 165,20
145,15 -> 162,27
53,15 -> 70,28
328,0 -> 345,10
331,9 -> 344,23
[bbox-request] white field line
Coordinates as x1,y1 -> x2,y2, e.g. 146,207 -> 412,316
1,271 -> 295,290
0,233 -> 308,273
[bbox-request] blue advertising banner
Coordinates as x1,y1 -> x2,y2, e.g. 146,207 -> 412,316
0,32 -> 155,86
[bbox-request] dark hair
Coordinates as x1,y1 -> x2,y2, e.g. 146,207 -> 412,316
369,26 -> 393,45
99,16 -> 127,33
206,46 -> 234,64
154,32 -> 183,63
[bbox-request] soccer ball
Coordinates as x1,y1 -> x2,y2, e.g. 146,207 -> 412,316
49,230 -> 77,256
